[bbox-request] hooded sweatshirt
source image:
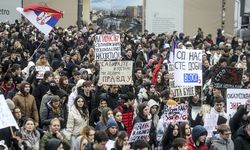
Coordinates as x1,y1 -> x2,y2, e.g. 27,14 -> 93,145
209,136 -> 234,150
187,125 -> 208,150
234,125 -> 250,150
147,99 -> 160,127
45,138 -> 62,150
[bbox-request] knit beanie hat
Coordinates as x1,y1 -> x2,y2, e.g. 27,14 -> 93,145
6,99 -> 15,110
106,118 -> 118,129
166,99 -> 177,105
192,125 -> 208,142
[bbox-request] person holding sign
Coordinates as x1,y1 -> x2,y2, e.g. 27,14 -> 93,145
132,103 -> 155,147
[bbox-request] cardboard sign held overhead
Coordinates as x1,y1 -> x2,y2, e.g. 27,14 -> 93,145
226,89 -> 250,116
99,61 -> 133,85
211,67 -> 243,88
94,34 -> 121,60
164,104 -> 189,123
173,49 -> 203,86
168,63 -> 196,98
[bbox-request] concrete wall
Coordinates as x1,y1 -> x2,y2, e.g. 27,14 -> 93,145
224,0 -> 237,37
184,0 -> 222,39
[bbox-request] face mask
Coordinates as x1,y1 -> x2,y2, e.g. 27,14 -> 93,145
50,85 -> 58,93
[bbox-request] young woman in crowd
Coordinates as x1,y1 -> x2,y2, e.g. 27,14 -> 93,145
179,122 -> 191,140
113,108 -> 126,131
161,122 -> 180,150
20,118 -> 40,150
66,96 -> 89,146
74,135 -> 89,150
113,131 -> 130,150
80,126 -> 95,143
170,138 -> 187,150
105,118 -> 119,150
40,95 -> 66,130
95,107 -> 113,131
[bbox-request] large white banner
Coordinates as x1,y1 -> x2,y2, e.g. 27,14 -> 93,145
145,0 -> 184,34
173,49 -> 202,86
99,61 -> 133,85
168,64 -> 196,98
227,89 -> 250,116
94,34 -> 121,60
0,0 -> 21,23
0,95 -> 19,130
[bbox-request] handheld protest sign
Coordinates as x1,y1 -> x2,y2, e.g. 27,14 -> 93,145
168,63 -> 196,98
173,49 -> 203,86
98,61 -> 133,85
227,89 -> 250,116
211,67 -> 243,88
163,104 -> 189,123
94,34 -> 121,61
129,120 -> 152,143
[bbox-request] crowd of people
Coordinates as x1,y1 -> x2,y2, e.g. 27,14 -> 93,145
0,19 -> 249,150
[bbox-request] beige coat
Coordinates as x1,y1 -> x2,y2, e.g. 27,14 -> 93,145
66,105 -> 88,137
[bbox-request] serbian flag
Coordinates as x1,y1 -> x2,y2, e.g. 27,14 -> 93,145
16,4 -> 63,35
168,40 -> 177,63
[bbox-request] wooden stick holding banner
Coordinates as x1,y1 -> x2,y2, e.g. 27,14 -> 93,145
28,39 -> 46,61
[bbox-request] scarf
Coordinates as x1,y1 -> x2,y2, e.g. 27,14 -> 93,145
20,128 -> 40,147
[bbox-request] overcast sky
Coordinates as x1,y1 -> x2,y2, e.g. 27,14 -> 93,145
91,0 -> 143,10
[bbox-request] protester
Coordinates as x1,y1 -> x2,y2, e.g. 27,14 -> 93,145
0,17 -> 250,150
233,118 -> 250,150
12,81 -> 39,126
116,92 -> 135,135
113,109 -> 126,131
95,107 -> 113,131
40,118 -> 70,150
209,124 -> 234,150
161,122 -> 180,150
85,130 -> 109,150
110,131 -> 129,150
170,137 -> 187,150
45,138 -> 64,150
65,96 -> 89,147
187,125 -> 208,150
20,118 -> 40,150
230,99 -> 250,139
40,95 -> 66,130
89,96 -> 108,128
133,140 -> 150,150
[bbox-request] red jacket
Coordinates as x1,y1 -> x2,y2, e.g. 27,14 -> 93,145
186,137 -> 208,150
118,104 -> 134,136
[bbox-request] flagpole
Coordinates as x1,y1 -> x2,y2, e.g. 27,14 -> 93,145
28,39 -> 46,61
